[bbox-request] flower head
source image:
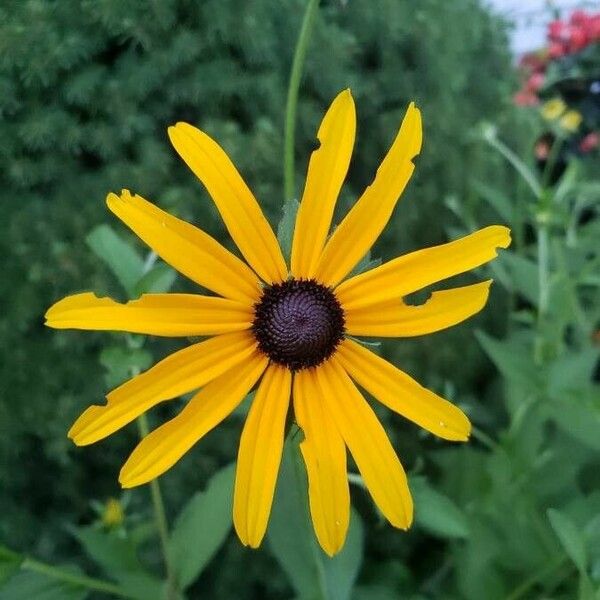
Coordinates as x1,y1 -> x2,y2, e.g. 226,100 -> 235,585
102,497 -> 125,528
46,90 -> 510,555
541,97 -> 566,121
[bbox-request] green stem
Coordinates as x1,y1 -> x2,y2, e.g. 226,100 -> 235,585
283,0 -> 320,201
470,425 -> 498,451
483,132 -> 542,199
534,218 -> 550,364
136,414 -> 177,600
22,558 -> 136,599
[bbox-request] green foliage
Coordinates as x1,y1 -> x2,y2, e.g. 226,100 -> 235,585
10,1 -> 595,599
169,464 -> 235,590
267,432 -> 364,600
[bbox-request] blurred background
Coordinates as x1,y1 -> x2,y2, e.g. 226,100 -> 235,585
1,1 -> 599,599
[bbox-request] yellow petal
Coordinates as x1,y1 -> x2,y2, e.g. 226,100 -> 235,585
233,365 -> 291,549
69,331 -> 257,446
336,339 -> 471,441
119,352 -> 268,488
344,280 -> 492,337
316,358 -> 413,529
336,226 -> 511,310
293,369 -> 350,556
106,190 -> 260,304
168,123 -> 287,284
45,292 -> 254,336
291,89 -> 356,278
314,103 -> 422,286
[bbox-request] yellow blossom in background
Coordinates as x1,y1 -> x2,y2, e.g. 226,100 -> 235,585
541,97 -> 566,120
559,109 -> 583,132
46,90 -> 510,556
102,497 -> 124,528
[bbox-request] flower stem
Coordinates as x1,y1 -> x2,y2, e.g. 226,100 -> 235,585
22,558 -> 136,599
136,414 -> 177,600
283,0 -> 320,201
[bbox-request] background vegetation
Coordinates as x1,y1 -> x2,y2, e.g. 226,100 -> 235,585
1,1 -> 598,599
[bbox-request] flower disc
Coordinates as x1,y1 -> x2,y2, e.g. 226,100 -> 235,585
252,279 -> 345,371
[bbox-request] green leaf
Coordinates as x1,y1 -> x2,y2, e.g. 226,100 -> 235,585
476,331 -> 540,392
497,252 -> 539,307
546,397 -> 600,451
277,197 -> 299,263
348,251 -> 382,278
134,263 -> 177,295
70,525 -> 141,577
410,476 -> 470,539
99,346 -> 153,388
169,463 -> 235,590
0,544 -> 23,586
547,349 -> 600,397
86,224 -> 145,297
548,508 -> 588,573
267,432 -> 364,600
0,569 -> 88,600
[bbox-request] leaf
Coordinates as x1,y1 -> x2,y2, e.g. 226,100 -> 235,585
0,568 -> 88,600
86,224 -> 145,297
348,251 -> 381,278
546,396 -> 600,451
0,544 -> 22,586
169,463 -> 235,590
410,476 -> 470,539
70,525 -> 141,577
267,432 -> 364,600
99,346 -> 153,388
548,508 -> 588,573
276,197 -> 299,263
497,252 -> 539,307
547,349 -> 600,397
134,263 -> 177,296
476,331 -> 540,392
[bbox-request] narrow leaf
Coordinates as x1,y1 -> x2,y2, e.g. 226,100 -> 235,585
267,432 -> 363,600
86,224 -> 145,297
169,463 -> 235,589
548,508 -> 588,573
410,476 -> 470,539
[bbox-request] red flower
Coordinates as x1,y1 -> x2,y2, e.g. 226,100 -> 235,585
548,42 -> 566,59
514,90 -> 539,107
579,132 -> 599,153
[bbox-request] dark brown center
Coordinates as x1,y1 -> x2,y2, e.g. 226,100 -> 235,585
252,279 -> 345,371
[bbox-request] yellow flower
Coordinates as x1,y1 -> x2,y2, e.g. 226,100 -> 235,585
102,498 -> 124,528
559,110 -> 583,132
541,97 -> 566,121
46,90 -> 510,556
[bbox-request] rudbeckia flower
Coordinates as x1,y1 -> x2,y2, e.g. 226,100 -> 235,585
46,89 -> 510,556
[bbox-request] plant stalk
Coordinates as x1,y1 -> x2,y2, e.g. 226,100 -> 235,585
22,558 -> 136,599
136,413 -> 177,600
283,0 -> 320,201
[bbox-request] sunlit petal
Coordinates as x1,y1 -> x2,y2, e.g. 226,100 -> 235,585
69,332 -> 257,446
316,358 -> 413,529
107,190 -> 260,303
119,353 -> 268,488
314,103 -> 422,286
336,226 -> 511,310
234,365 -> 291,548
168,123 -> 287,284
294,368 -> 350,556
291,89 -> 356,278
344,281 -> 492,337
45,292 -> 254,336
336,339 -> 471,441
